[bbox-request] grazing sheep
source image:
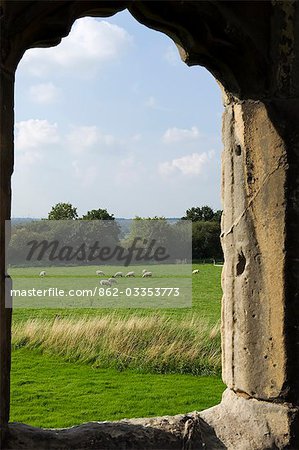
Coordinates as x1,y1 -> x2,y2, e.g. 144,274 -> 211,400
125,271 -> 135,277
142,271 -> 152,278
100,279 -> 111,286
192,269 -> 199,274
108,278 -> 117,284
142,269 -> 147,274
114,271 -> 123,277
39,271 -> 46,277
96,270 -> 105,276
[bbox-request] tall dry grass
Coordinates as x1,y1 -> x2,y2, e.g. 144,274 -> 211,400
12,314 -> 221,375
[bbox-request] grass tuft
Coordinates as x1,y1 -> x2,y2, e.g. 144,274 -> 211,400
12,313 -> 221,375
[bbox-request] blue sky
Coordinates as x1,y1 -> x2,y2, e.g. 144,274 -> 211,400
12,10 -> 223,219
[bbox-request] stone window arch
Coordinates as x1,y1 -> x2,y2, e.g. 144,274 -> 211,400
1,2 -> 298,449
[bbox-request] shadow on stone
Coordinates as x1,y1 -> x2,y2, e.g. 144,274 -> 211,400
3,413 -> 226,450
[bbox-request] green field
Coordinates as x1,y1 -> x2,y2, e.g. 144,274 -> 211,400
10,264 -> 192,309
11,348 -> 225,428
10,264 -> 223,427
11,263 -> 222,322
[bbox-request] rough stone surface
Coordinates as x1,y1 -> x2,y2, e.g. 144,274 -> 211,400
3,413 -> 225,450
0,66 -> 14,444
200,389 -> 299,450
221,100 -> 288,400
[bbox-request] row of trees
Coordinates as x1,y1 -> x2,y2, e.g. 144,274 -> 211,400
47,203 -> 223,223
48,203 -> 115,221
45,202 -> 223,261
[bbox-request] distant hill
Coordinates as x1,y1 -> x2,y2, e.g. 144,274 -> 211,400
11,217 -> 39,225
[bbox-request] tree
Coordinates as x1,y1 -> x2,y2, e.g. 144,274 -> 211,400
201,205 -> 214,222
192,221 -> 223,260
213,210 -> 222,223
48,202 -> 78,220
81,208 -> 115,220
181,205 -> 222,222
181,206 -> 223,260
81,208 -> 120,251
122,216 -> 171,256
182,207 -> 203,222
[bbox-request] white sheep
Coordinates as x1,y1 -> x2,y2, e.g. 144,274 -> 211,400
125,271 -> 135,277
142,271 -> 152,278
142,269 -> 147,274
114,271 -> 123,277
39,271 -> 46,277
100,279 -> 111,286
192,269 -> 199,274
96,270 -> 105,276
108,278 -> 117,284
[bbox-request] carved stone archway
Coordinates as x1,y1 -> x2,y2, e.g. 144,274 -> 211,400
1,1 -> 299,449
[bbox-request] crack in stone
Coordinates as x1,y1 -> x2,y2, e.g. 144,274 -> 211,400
221,155 -> 288,238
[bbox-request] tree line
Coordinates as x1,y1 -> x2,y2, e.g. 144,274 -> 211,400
47,203 -> 115,221
11,203 -> 223,261
45,202 -> 223,261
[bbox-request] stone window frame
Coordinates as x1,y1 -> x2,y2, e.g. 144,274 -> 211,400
1,2 -> 299,449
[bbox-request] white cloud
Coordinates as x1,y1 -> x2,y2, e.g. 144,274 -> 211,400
159,151 -> 214,176
20,18 -> 132,77
66,126 -> 116,154
145,96 -> 170,112
15,119 -> 60,151
14,119 -> 60,167
67,126 -> 99,149
29,82 -> 60,104
162,126 -> 200,144
16,150 -> 42,167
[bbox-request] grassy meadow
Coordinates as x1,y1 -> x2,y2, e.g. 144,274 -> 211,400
10,263 -> 224,427
11,348 -> 225,428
